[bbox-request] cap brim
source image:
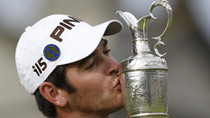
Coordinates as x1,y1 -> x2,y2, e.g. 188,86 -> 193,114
58,20 -> 122,66
102,20 -> 123,36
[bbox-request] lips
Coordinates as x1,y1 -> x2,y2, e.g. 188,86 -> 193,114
114,78 -> 121,90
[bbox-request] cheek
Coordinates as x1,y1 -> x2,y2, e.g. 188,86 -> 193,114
66,68 -> 113,98
71,73 -> 108,92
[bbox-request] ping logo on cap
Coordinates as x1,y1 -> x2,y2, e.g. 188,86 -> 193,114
44,44 -> 60,61
50,16 -> 81,42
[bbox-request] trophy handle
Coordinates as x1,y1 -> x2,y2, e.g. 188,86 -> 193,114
150,0 -> 173,57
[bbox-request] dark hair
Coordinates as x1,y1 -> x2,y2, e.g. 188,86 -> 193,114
34,64 -> 75,118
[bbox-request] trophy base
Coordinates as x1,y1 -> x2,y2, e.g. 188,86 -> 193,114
129,113 -> 168,118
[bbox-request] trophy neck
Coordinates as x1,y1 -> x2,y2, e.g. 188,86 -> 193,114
131,27 -> 151,56
132,38 -> 151,56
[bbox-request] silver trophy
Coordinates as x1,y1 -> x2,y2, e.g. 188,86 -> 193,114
117,0 -> 172,118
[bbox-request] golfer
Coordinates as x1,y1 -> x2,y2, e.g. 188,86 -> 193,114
15,14 -> 123,118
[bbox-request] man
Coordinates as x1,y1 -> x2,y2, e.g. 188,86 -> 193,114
15,14 -> 123,118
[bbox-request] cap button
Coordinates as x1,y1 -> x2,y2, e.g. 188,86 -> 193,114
25,26 -> 32,31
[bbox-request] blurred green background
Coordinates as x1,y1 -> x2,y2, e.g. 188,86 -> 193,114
1,0 -> 210,118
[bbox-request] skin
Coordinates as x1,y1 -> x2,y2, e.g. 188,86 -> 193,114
40,39 -> 124,118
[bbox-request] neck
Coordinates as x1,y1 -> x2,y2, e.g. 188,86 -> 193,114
56,107 -> 110,118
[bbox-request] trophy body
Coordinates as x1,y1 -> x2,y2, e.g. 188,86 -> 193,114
117,0 -> 172,117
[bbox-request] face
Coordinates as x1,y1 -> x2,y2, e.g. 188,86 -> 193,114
64,39 -> 123,116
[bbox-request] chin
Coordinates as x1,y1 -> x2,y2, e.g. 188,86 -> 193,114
98,103 -> 124,116
98,95 -> 123,115
109,102 -> 124,114
111,96 -> 124,111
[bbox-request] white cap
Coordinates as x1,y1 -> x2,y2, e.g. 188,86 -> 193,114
15,14 -> 122,94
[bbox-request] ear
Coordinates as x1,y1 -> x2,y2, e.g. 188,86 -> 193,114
39,82 -> 67,107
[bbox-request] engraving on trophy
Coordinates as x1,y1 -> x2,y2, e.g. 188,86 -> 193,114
150,70 -> 168,113
123,70 -> 168,116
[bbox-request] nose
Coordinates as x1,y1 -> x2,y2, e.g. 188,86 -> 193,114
105,56 -> 120,76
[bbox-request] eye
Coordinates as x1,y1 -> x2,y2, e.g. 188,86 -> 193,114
104,49 -> 111,55
86,59 -> 95,69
